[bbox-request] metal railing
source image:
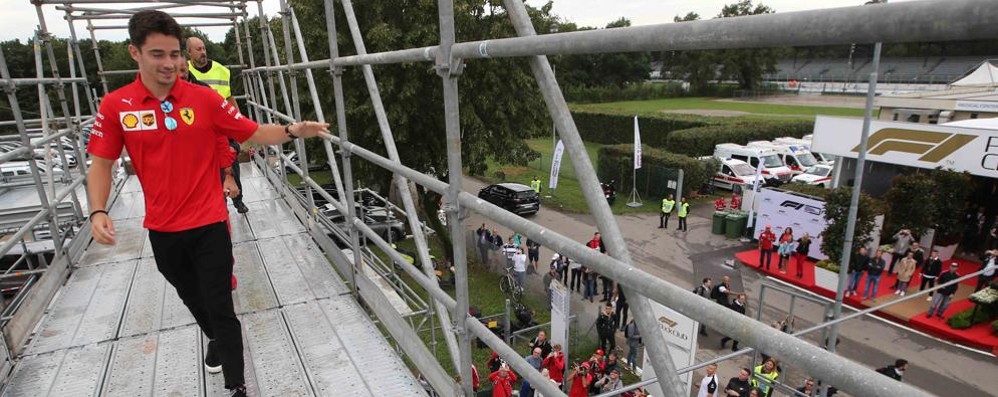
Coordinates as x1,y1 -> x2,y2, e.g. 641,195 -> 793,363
3,0 -> 996,396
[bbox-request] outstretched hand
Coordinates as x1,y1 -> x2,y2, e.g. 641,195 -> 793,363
290,121 -> 331,139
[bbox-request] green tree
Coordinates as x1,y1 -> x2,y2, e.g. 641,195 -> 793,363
551,18 -> 650,88
713,0 -> 778,90
821,187 -> 882,265
288,0 -> 547,261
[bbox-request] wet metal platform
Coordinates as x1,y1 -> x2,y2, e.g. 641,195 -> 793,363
1,163 -> 427,397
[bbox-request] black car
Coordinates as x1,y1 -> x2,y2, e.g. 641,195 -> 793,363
477,183 -> 540,215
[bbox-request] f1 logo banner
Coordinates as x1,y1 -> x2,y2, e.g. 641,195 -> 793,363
812,116 -> 998,177
753,188 -> 828,260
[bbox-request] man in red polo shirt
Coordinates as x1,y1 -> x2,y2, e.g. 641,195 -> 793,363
85,11 -> 327,397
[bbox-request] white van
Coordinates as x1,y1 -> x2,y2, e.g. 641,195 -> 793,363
713,143 -> 793,184
774,136 -> 834,165
710,158 -> 764,191
747,141 -> 819,175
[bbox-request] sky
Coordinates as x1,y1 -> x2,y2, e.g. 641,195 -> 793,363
0,0 -> 915,42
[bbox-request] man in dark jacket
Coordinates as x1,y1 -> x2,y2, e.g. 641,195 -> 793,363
927,263 -> 961,319
596,304 -> 616,353
862,250 -> 887,301
876,359 -> 908,382
919,250 -> 943,300
846,247 -> 870,297
720,294 -> 747,351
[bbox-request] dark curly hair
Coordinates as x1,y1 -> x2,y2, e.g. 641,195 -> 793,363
128,10 -> 182,48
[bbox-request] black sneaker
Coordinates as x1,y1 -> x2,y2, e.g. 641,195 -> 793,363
205,340 -> 222,374
228,385 -> 247,397
235,201 -> 250,214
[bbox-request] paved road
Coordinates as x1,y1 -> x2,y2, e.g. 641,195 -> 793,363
462,176 -> 995,397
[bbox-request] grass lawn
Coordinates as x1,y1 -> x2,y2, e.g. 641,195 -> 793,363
573,96 -> 868,119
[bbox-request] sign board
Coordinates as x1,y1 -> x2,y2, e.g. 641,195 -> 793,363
641,301 -> 699,396
753,188 -> 828,260
667,180 -> 677,189
549,279 -> 570,367
812,116 -> 998,177
955,101 -> 998,113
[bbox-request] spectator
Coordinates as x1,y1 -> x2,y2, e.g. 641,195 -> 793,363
569,257 -> 582,293
587,232 -> 606,253
567,363 -> 591,397
520,347 -> 544,397
542,344 -> 566,387
720,294 -> 747,351
543,267 -> 557,310
594,368 -> 623,393
748,388 -> 762,397
583,265 -> 597,302
597,304 -> 617,353
846,246 -> 869,297
529,330 -> 553,359
550,254 -> 564,281
920,250 -> 943,301
927,263 -> 961,319
513,232 -> 523,248
492,230 -> 503,250
535,369 -> 559,397
695,363 -> 721,397
694,277 -> 712,336
614,286 -> 629,331
603,352 -> 620,376
677,197 -> 690,232
894,251 -> 917,296
977,250 -> 997,291
624,319 -> 642,370
889,229 -> 913,273
777,228 -> 794,273
758,226 -> 776,270
476,224 -> 492,265
863,249 -> 887,301
512,248 -> 528,290
875,359 -> 908,382
725,367 -> 752,397
600,273 -> 614,303
711,276 -> 737,307
527,237 -> 541,274
502,238 -> 518,265
750,358 -> 780,397
486,351 -> 506,373
794,233 -> 812,279
893,242 -> 925,290
488,363 -> 517,397
795,378 -> 815,396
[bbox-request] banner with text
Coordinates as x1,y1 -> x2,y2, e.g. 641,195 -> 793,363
634,116 -> 642,170
549,279 -> 570,364
752,188 -> 828,260
641,301 -> 699,396
549,139 -> 565,189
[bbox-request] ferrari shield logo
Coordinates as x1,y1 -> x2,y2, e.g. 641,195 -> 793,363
180,108 -> 195,126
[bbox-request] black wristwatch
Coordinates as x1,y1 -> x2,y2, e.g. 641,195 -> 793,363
284,123 -> 297,139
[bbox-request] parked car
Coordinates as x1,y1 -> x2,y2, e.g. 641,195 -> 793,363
477,183 -> 540,215
791,164 -> 834,188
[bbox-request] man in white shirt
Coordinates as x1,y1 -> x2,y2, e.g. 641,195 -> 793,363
696,363 -> 720,397
512,248 -> 528,290
502,237 -> 518,267
977,250 -> 997,291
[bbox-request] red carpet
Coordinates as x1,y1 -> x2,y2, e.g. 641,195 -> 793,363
734,250 -> 998,352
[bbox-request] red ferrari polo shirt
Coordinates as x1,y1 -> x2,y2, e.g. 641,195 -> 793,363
88,76 -> 258,232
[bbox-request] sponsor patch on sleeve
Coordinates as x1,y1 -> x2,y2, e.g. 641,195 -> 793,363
120,111 -> 140,131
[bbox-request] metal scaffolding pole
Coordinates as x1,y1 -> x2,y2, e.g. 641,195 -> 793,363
502,1 -> 683,395
84,18 -> 110,95
433,0 -> 477,395
275,0 -> 313,215
336,0 -> 461,373
822,42 -> 882,397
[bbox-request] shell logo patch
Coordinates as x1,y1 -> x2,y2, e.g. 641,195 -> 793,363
120,110 -> 158,131
180,108 -> 195,126
120,112 -> 140,131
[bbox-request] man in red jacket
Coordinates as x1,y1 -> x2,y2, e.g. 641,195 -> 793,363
489,363 -> 517,397
758,225 -> 776,270
542,343 -> 566,387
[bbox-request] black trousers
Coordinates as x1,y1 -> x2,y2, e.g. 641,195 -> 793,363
659,211 -> 671,228
601,276 -> 613,300
149,221 -> 244,388
598,331 -> 616,353
919,276 -> 937,297
678,215 -> 687,231
615,301 -> 629,330
570,268 -> 582,292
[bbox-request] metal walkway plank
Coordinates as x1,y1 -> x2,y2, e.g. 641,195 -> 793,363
232,242 -> 279,315
283,300 -> 372,397
26,260 -> 135,355
107,192 -> 146,221
257,234 -> 348,305
119,257 -> 195,337
239,176 -> 280,204
244,200 -> 305,239
240,310 -> 312,397
79,218 -> 146,266
2,343 -> 110,397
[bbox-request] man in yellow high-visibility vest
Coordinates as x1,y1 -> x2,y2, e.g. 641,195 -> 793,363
187,37 -> 249,214
677,197 -> 690,232
659,194 -> 675,229
530,176 -> 541,194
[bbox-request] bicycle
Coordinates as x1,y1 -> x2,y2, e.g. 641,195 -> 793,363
499,265 -> 524,301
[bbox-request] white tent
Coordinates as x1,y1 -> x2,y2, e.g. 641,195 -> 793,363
951,61 -> 998,86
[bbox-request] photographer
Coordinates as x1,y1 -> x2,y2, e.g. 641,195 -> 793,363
889,229 -> 913,273
594,368 -> 624,393
567,362 -> 592,397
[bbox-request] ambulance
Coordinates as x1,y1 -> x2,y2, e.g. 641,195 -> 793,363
712,143 -> 793,184
747,141 -> 819,175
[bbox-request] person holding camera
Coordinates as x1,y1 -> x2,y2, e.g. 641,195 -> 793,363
488,362 -> 517,397
594,368 -> 624,393
889,229 -> 913,274
567,362 -> 592,397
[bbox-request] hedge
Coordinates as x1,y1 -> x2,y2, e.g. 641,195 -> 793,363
597,144 -> 712,198
664,120 -> 815,157
569,110 -> 714,147
563,82 -> 687,104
